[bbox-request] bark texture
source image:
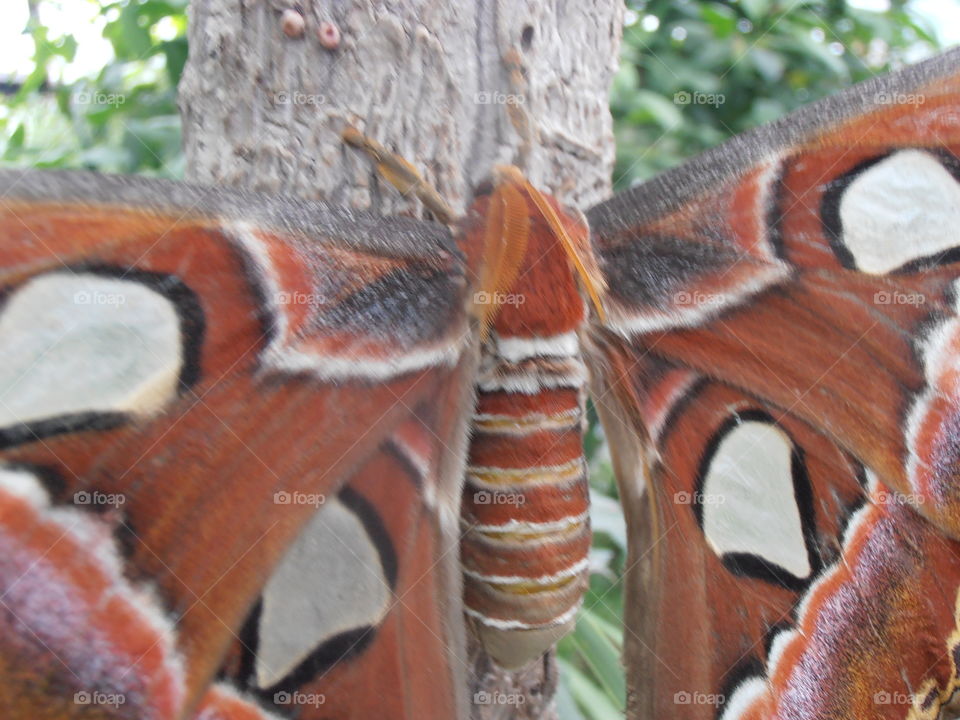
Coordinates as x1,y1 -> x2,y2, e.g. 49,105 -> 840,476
181,0 -> 621,212
180,1 -> 622,717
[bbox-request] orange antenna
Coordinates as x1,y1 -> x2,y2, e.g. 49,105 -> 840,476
474,180 -> 530,336
503,47 -> 535,168
497,166 -> 607,322
342,126 -> 455,224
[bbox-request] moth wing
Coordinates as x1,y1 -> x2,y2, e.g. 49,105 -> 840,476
586,48 -> 960,719
0,169 -> 479,719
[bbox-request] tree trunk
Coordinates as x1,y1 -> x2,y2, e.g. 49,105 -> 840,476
179,0 -> 622,717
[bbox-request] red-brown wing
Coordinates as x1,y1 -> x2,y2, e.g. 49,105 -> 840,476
215,395 -> 477,720
0,169 -> 477,719
586,48 -> 960,719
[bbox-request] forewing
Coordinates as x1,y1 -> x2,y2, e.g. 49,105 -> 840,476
0,169 -> 477,719
586,48 -> 960,720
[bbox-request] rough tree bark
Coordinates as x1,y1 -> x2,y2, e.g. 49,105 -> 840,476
179,1 -> 622,717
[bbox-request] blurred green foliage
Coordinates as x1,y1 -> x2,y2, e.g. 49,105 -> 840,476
611,0 -> 940,188
0,2 -> 945,719
1,0 -> 186,175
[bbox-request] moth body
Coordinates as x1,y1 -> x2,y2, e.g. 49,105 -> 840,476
459,171 -> 601,668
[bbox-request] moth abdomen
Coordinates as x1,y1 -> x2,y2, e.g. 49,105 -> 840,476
455,166 -> 601,669
461,335 -> 591,669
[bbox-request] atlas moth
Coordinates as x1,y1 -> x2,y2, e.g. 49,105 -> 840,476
1,36 -> 960,720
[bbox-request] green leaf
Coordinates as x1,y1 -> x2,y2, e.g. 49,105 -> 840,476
584,607 -> 624,649
749,97 -> 789,125
737,0 -> 770,22
563,608 -> 626,710
558,658 -> 624,720
76,145 -> 135,172
3,124 -> 26,159
161,38 -> 188,84
701,3 -> 738,37
58,34 -> 79,62
556,679 -> 589,720
104,2 -> 154,59
749,47 -> 786,82
139,0 -> 188,23
590,491 -> 627,552
629,89 -> 684,129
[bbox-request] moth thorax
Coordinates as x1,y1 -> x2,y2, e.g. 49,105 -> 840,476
464,166 -> 606,335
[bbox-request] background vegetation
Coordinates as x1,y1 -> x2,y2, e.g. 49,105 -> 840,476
612,0 -> 940,187
1,0 -> 187,174
0,1 -> 945,718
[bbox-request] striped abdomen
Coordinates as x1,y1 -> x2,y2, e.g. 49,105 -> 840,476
461,330 -> 591,668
